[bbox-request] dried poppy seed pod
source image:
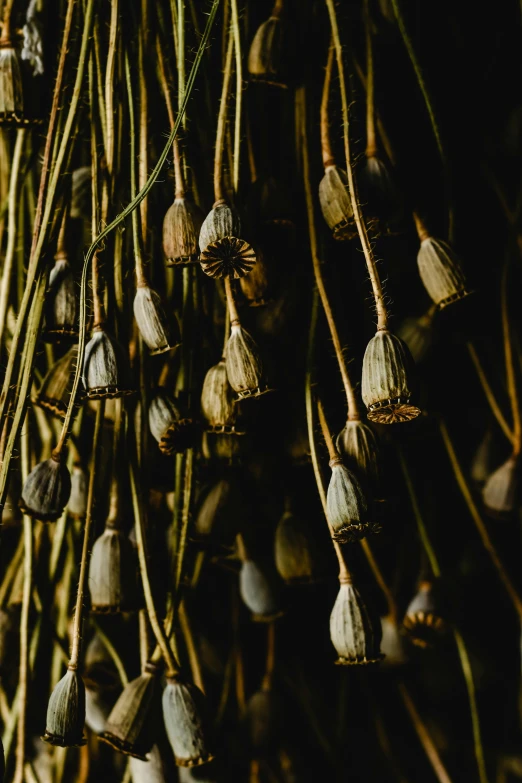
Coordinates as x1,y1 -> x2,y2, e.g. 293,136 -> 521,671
162,678 -> 214,767
247,2 -> 287,88
336,420 -> 380,491
67,464 -> 88,519
0,41 -> 23,121
83,327 -> 134,399
397,307 -> 436,364
163,196 -> 204,266
42,667 -> 86,747
100,664 -> 160,759
482,456 -> 519,515
380,615 -> 408,668
199,200 -> 241,254
44,254 -> 78,342
149,392 -> 196,455
329,579 -> 383,665
201,359 -> 240,433
417,237 -> 469,309
403,581 -> 447,648
20,451 -> 71,522
88,528 -> 138,613
239,246 -> 271,306
133,285 -> 180,355
200,237 -> 256,280
361,330 -> 421,424
274,511 -> 320,585
239,559 -> 282,622
225,324 -> 267,398
245,687 -> 279,753
326,458 -> 378,543
318,165 -> 356,240
194,477 -> 241,541
34,345 -> 78,419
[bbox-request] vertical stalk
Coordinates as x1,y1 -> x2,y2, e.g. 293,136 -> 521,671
230,0 -> 242,193
139,0 -> 149,237
501,261 -> 521,456
125,50 -> 147,287
320,44 -> 335,167
364,0 -> 376,157
0,129 -> 25,347
214,32 -> 235,202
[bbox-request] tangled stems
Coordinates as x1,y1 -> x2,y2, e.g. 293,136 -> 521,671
300,86 -> 360,420
399,448 -> 489,783
324,0 -> 388,331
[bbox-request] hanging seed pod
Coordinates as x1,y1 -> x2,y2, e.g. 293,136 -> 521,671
245,687 -> 279,754
403,581 -> 447,648
0,40 -> 23,121
42,667 -> 86,747
20,452 -> 71,522
133,285 -> 180,355
34,345 -> 78,419
200,236 -> 256,280
482,456 -> 519,515
225,324 -> 268,398
201,359 -> 241,433
318,165 -> 356,240
361,330 -> 420,424
247,1 -> 287,88
88,528 -> 138,613
130,744 -> 169,783
162,678 -> 214,767
397,308 -> 436,364
239,559 -> 282,622
417,237 -> 469,309
199,200 -> 241,254
336,420 -> 380,491
274,511 -> 320,585
359,154 -> 401,227
329,579 -> 383,665
326,458 -> 378,543
163,196 -> 204,266
194,477 -> 242,542
67,464 -> 88,519
149,391 -> 196,455
380,615 -> 408,668
100,664 -> 161,760
239,246 -> 271,306
43,253 -> 78,342
83,327 -> 134,399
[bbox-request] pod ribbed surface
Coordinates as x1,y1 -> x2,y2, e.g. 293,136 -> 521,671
329,583 -> 382,664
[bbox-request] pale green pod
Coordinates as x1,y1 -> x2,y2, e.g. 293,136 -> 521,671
82,328 -> 134,399
336,420 -> 380,490
247,14 -> 286,87
133,286 -> 179,355
225,325 -> 267,398
239,560 -> 281,621
42,668 -> 86,747
100,667 -> 160,760
201,359 -> 239,433
361,329 -> 420,424
149,392 -> 195,455
403,581 -> 446,648
482,456 -> 519,515
162,679 -> 214,767
329,581 -> 383,665
34,345 -> 78,419
417,237 -> 469,309
0,44 -> 23,118
326,460 -> 377,543
20,454 -> 71,522
163,197 -> 204,266
318,165 -> 355,240
199,201 -> 241,253
44,256 -> 78,341
274,511 -> 319,584
88,528 -> 138,613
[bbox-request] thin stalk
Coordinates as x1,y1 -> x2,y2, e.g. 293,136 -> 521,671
69,401 -> 105,670
13,420 -> 32,783
214,32 -> 235,202
224,276 -> 241,324
179,601 -> 205,692
317,398 -> 340,462
325,0 -> 388,330
397,683 -> 453,783
301,87 -> 359,419
129,427 -> 180,678
320,44 -> 335,167
155,34 -> 185,197
360,539 -> 398,623
139,0 -> 149,237
501,261 -> 521,456
389,0 -> 453,242
104,0 -> 119,176
0,535 -> 24,607
174,448 -> 194,597
364,0 -> 376,157
0,129 -> 26,347
400,448 -> 490,783
439,419 -> 522,619
177,0 -> 186,123
125,50 -> 147,287
93,23 -> 108,153
90,621 -> 128,686
262,622 -> 276,690
230,0 -> 242,193
467,342 -> 514,444
89,52 -> 106,331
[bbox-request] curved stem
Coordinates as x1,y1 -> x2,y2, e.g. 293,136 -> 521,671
179,601 -> 205,693
0,129 -> 26,348
0,535 -> 23,608
325,0 -> 388,330
262,623 -> 276,690
91,621 -> 128,687
214,32 -> 235,202
224,277 -> 240,325
69,400 -> 105,670
439,419 -> 522,620
317,397 -> 339,462
1,0 -> 15,38
360,539 -> 398,623
467,342 -> 514,445
364,0 -> 376,158
501,261 -> 521,456
125,50 -> 147,287
301,88 -> 359,418
320,44 -> 335,167
174,449 -> 194,596
230,0 -> 242,194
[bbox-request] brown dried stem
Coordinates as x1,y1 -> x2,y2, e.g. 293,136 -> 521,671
320,44 -> 335,167
224,276 -> 240,325
364,0 -> 376,158
214,32 -> 235,202
317,398 -> 340,463
501,261 -> 521,456
467,342 -> 514,445
262,623 -> 276,691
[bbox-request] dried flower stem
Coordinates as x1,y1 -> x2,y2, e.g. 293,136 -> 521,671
364,0 -> 376,158
1,0 -> 15,37
360,539 -> 398,623
397,683 -> 453,783
156,34 -> 185,197
179,601 -> 205,693
139,0 -> 149,236
467,342 -> 514,445
125,49 -> 147,287
0,535 -> 23,607
439,419 -> 522,619
230,0 -> 242,193
173,448 -> 194,597
89,53 -> 106,330
501,261 -> 521,456
320,44 -> 335,167
317,398 -> 340,462
69,400 -> 105,671
91,621 -> 129,687
262,623 -> 276,690
301,86 -> 360,419
104,0 -> 119,176
224,276 -> 241,324
214,31 -> 235,202
325,0 -> 388,330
